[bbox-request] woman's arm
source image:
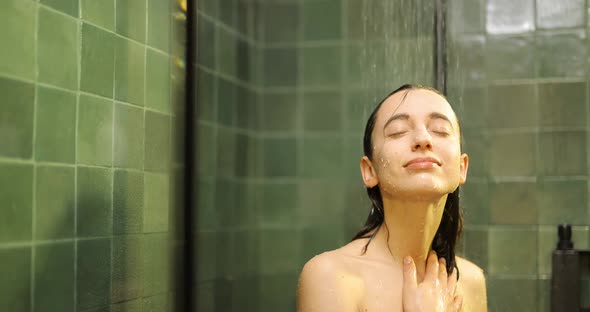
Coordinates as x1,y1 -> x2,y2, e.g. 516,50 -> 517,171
296,254 -> 359,312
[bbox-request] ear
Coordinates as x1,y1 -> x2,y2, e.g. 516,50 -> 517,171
360,156 -> 379,188
459,153 -> 469,185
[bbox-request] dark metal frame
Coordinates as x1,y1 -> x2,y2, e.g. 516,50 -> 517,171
184,0 -> 196,311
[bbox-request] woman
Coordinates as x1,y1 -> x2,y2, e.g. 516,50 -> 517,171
296,84 -> 487,311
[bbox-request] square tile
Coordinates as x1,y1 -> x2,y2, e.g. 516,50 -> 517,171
77,238 -> 111,310
113,170 -> 144,234
214,178 -> 237,227
0,1 -> 35,79
217,28 -> 237,77
38,7 -> 78,89
536,30 -> 586,78
0,248 -> 31,312
197,17 -> 216,69
449,36 -> 485,82
113,103 -> 144,169
539,131 -> 586,176
538,179 -> 588,225
487,84 -> 537,128
236,86 -> 259,130
116,0 -> 146,42
235,133 -> 259,177
303,0 -> 341,41
303,91 -> 342,132
0,77 -> 35,158
462,130 -> 488,177
486,35 -> 534,80
81,0 -> 115,30
260,92 -> 297,132
34,242 -> 75,312
260,183 -> 298,225
144,111 -> 171,172
35,165 -> 75,239
462,228 -> 488,270
299,181 -> 345,226
142,234 -> 170,295
303,46 -> 342,87
461,180 -> 489,225
301,136 -> 343,178
81,23 -> 115,97
112,235 -> 143,302
115,37 -> 145,106
488,227 -> 537,275
489,132 -> 536,176
145,49 -> 170,112
448,0 -> 485,34
40,0 -> 78,17
35,87 -> 76,163
456,86 -> 488,129
236,39 -> 253,83
262,2 -> 299,43
77,166 -> 113,237
538,82 -> 586,127
262,137 -> 297,177
0,163 -> 32,243
486,0 -> 534,34
197,70 -> 216,122
147,0 -> 170,51
487,277 -> 537,311
197,123 -> 217,176
258,273 -> 298,311
216,78 -> 236,127
77,94 -> 113,166
537,0 -> 584,29
259,229 -> 300,274
490,182 -> 537,224
263,48 -> 298,87
144,173 -> 170,233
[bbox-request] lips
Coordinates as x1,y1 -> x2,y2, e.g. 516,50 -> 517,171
404,157 -> 441,168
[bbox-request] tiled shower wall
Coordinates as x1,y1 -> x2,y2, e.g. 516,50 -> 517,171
448,0 -> 590,310
195,0 -> 436,311
0,1 -> 185,311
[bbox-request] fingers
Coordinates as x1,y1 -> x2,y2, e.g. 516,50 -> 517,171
438,257 -> 447,283
425,251 -> 439,282
448,266 -> 458,295
453,295 -> 463,311
402,256 -> 418,291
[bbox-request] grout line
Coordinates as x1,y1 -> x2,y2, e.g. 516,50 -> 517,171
30,2 -> 40,311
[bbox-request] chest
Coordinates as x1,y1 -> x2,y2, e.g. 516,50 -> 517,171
356,268 -> 404,312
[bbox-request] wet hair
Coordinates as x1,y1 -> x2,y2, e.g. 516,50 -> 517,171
352,84 -> 462,277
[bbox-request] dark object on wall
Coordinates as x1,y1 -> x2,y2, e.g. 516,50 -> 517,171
551,224 -> 590,312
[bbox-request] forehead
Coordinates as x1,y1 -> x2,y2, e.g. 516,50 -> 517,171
376,89 -> 458,126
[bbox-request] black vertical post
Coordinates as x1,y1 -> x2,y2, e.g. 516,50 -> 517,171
184,0 -> 197,311
434,0 -> 447,95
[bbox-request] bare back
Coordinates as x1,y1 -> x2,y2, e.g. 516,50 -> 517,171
296,238 -> 487,312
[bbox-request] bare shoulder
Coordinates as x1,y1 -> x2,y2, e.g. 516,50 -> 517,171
456,256 -> 488,312
296,247 -> 363,312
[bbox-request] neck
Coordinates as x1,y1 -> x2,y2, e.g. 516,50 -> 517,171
374,194 -> 448,281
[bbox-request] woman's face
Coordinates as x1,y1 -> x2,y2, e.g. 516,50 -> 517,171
365,89 -> 469,199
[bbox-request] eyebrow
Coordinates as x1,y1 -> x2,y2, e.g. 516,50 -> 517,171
383,112 -> 454,130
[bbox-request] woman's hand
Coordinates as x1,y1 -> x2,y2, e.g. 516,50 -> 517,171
402,251 -> 462,312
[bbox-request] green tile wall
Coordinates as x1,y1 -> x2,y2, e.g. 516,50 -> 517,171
449,0 -> 590,310
195,0 -> 436,310
0,1 -> 184,312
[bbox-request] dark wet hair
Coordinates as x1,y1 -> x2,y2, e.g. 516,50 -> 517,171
352,84 -> 462,276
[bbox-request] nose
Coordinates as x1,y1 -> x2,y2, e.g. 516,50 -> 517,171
412,126 -> 433,151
